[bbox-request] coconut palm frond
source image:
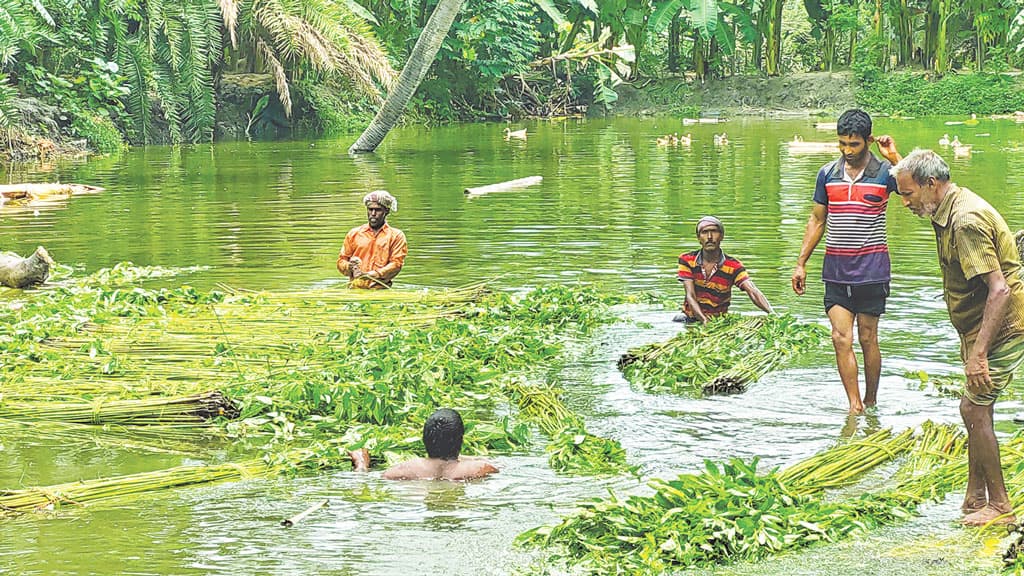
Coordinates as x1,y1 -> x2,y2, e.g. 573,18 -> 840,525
340,26 -> 396,94
217,0 -> 240,48
240,0 -> 395,108
312,0 -> 396,92
256,36 -> 292,116
290,19 -> 338,71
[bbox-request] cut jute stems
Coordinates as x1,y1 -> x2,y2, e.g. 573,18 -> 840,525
281,499 -> 330,527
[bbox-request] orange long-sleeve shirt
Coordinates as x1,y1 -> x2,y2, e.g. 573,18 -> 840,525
337,223 -> 408,289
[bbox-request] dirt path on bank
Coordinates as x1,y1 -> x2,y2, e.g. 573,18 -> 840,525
614,71 -> 858,118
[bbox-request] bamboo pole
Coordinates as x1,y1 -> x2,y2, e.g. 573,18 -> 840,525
281,499 -> 330,527
465,176 -> 543,197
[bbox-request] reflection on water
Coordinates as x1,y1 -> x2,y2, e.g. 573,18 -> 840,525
3,117 -> 1024,574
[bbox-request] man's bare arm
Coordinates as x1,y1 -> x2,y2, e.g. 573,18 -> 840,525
792,204 -> 826,295
966,269 -> 1011,394
682,278 -> 708,323
741,280 -> 773,314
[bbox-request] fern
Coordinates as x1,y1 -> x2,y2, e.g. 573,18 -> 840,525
0,73 -> 19,129
0,0 -> 50,67
141,0 -> 221,143
118,38 -> 155,143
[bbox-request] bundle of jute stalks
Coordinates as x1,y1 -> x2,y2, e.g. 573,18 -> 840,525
619,314 -> 828,395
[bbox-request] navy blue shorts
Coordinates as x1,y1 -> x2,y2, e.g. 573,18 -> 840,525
824,282 -> 889,317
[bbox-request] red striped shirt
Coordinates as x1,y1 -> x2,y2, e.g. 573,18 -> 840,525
677,250 -> 750,318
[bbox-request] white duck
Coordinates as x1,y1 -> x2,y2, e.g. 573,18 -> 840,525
503,127 -> 527,140
713,133 -> 729,146
938,134 -> 950,146
952,142 -> 972,157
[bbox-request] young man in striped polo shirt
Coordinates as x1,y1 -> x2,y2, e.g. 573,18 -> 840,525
892,149 -> 1024,526
791,109 -> 902,414
676,216 -> 773,323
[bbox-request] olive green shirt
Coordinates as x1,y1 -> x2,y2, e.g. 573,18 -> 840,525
931,185 -> 1024,350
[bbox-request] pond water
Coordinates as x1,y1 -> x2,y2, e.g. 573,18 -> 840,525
2,116 -> 1024,575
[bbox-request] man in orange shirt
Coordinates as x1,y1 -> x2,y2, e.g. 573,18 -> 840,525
337,190 -> 408,289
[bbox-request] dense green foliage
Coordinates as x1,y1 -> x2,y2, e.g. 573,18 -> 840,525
855,69 -> 1024,116
0,0 -> 392,146
2,0 -> 1024,145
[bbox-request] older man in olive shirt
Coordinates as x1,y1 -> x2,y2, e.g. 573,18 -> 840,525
892,149 -> 1024,526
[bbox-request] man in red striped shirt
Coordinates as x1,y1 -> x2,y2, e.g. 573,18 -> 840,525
676,216 -> 773,323
791,109 -> 901,414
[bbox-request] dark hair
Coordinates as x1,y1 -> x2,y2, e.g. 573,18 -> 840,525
423,408 -> 464,460
837,109 -> 872,139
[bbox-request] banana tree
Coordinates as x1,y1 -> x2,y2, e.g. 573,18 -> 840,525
646,0 -> 721,79
760,0 -> 785,75
349,0 -> 466,153
924,0 -> 959,71
884,0 -> 917,66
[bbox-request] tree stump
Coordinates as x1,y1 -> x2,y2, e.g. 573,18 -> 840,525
0,246 -> 54,288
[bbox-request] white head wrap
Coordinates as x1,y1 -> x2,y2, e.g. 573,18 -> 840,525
363,190 -> 397,213
696,215 -> 724,235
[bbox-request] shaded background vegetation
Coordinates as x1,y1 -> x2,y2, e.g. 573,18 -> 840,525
2,0 -> 1024,150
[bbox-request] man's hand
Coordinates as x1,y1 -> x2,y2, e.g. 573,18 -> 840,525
875,135 -> 901,165
792,264 -> 807,295
349,256 -> 362,278
965,354 -> 993,396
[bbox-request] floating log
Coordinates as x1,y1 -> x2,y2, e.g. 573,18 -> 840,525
281,499 -> 330,527
787,141 -> 839,155
0,183 -> 104,206
683,118 -> 725,125
0,246 -> 53,288
464,176 -> 543,197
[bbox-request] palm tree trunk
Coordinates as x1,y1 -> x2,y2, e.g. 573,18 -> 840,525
348,0 -> 467,154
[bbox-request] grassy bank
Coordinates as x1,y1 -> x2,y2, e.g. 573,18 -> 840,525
611,71 -> 1024,119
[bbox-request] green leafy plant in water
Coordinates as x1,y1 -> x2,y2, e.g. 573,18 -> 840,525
619,314 -> 828,395
520,424 -> 972,573
546,426 -> 633,476
904,369 -> 962,399
3,271 -> 633,486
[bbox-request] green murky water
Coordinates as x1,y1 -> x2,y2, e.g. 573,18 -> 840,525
2,117 -> 1024,575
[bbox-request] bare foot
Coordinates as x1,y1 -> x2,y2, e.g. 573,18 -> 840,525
962,492 -> 987,515
348,448 -> 371,472
961,501 -> 986,515
962,504 -> 1015,526
848,404 -> 864,415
